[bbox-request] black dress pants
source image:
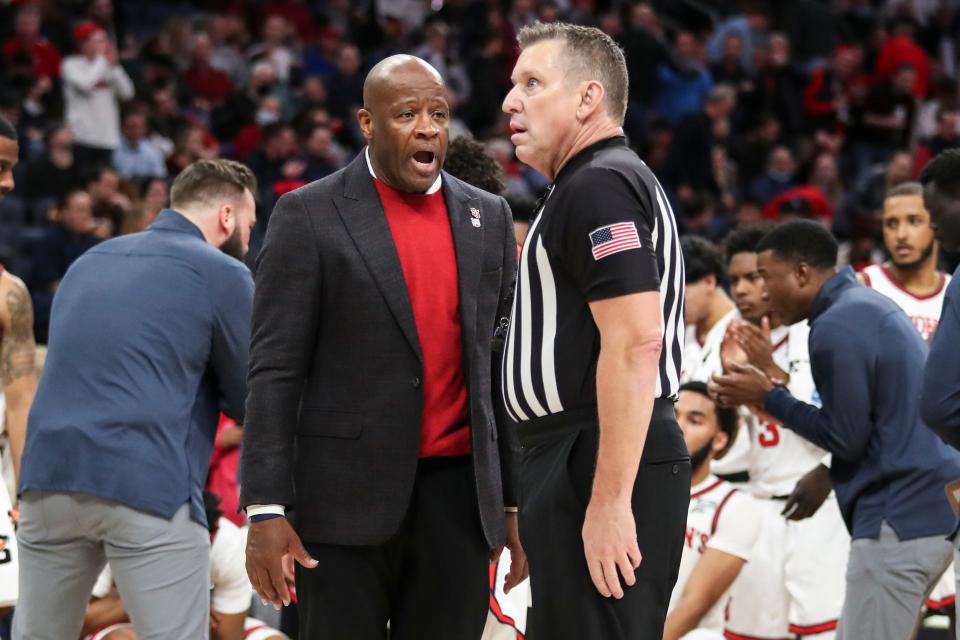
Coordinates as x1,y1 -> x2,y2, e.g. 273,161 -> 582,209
296,455 -> 490,640
518,401 -> 691,640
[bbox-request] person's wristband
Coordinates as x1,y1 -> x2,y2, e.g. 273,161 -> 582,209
249,513 -> 284,523
504,506 -> 518,513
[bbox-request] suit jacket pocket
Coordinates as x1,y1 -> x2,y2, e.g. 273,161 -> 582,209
297,409 -> 363,439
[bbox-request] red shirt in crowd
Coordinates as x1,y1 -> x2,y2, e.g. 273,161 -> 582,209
374,177 -> 471,458
876,34 -> 929,98
3,36 -> 61,78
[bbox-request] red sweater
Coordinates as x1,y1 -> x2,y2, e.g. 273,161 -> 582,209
374,178 -> 471,458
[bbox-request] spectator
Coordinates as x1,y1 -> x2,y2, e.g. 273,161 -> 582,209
86,166 -> 132,235
413,22 -> 470,109
620,2 -> 668,110
663,85 -> 737,195
443,136 -> 506,196
835,149 -> 914,240
656,31 -> 713,123
739,33 -> 806,138
17,125 -> 85,215
112,111 -> 168,180
848,64 -> 918,175
121,176 -> 169,235
30,189 -> 101,342
301,125 -> 342,182
802,45 -> 868,138
748,145 -> 797,204
875,18 -> 929,99
248,14 -> 300,84
183,32 -> 235,107
208,14 -> 249,87
924,107 -> 960,158
707,2 -> 771,73
2,4 -> 62,80
61,22 -> 134,167
710,32 -> 751,88
325,44 -> 364,122
245,123 -> 299,200
462,32 -> 509,136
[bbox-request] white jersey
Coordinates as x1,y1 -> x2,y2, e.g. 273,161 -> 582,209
861,264 -> 950,343
681,309 -> 737,384
743,322 -> 828,498
92,517 -> 252,615
669,475 -> 763,633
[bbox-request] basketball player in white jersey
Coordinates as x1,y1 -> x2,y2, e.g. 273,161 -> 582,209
0,114 -> 38,622
860,181 -> 950,343
680,237 -> 750,481
719,225 -> 850,639
860,182 -> 955,617
664,382 -> 763,640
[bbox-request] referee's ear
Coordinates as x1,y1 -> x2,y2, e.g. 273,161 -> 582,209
577,80 -> 606,121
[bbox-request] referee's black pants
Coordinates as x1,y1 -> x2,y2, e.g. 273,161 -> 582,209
295,456 -> 490,640
518,401 -> 690,640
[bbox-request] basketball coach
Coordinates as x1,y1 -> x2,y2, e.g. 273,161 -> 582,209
500,22 -> 689,639
239,55 -> 526,639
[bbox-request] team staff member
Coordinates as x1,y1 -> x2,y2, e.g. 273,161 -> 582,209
501,22 -> 688,639
240,55 -> 524,640
15,159 -> 257,639
710,220 -> 960,640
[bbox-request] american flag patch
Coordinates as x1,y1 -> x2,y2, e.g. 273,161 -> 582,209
589,222 -> 641,260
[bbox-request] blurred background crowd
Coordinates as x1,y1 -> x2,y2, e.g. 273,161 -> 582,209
1,0 -> 958,340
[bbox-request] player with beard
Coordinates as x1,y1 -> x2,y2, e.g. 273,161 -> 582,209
663,381 -> 762,640
859,182 -> 949,344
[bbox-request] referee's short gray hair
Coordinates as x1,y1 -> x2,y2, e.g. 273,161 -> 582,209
517,21 -> 629,124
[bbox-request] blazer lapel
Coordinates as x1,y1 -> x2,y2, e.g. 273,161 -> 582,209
333,155 -> 423,363
442,174 -> 483,368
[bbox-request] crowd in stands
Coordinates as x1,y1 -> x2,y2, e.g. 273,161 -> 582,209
0,0 -> 958,340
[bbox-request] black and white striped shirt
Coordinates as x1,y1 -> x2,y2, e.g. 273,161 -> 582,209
501,136 -> 684,423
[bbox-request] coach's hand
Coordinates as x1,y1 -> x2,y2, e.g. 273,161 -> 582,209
502,512 -> 529,594
782,463 -> 832,521
246,517 -> 317,609
582,499 -> 642,599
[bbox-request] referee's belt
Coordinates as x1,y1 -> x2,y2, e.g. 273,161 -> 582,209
514,399 -> 677,449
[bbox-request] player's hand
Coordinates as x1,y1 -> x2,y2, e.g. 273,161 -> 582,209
502,512 -> 528,594
782,463 -> 832,521
709,362 -> 774,408
582,499 -> 641,599
732,318 -> 780,380
246,517 -> 317,609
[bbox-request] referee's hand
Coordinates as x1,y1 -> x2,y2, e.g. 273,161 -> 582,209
246,517 -> 318,609
582,500 -> 642,599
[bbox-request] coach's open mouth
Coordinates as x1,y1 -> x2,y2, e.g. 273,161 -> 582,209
412,150 -> 437,175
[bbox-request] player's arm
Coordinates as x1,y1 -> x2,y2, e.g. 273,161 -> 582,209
662,548 -> 747,640
210,610 -> 246,640
0,271 -> 37,481
80,596 -> 130,636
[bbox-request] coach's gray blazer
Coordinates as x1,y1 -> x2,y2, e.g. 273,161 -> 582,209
239,153 -> 519,548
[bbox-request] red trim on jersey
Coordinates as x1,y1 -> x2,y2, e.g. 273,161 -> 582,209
710,488 -> 738,535
244,623 -> 270,638
861,270 -> 872,287
926,595 -> 956,610
789,619 -> 839,635
724,630 -> 792,640
690,478 -> 725,499
488,559 -> 525,640
771,333 -> 789,354
879,264 -> 946,301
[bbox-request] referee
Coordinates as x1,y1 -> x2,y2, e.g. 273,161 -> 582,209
501,22 -> 688,639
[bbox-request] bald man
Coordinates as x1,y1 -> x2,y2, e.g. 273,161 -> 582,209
241,55 -> 525,639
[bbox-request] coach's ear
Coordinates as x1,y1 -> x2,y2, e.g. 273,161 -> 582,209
358,108 -> 373,142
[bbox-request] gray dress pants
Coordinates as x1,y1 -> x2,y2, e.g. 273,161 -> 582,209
13,491 -> 210,640
836,521 -> 953,640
